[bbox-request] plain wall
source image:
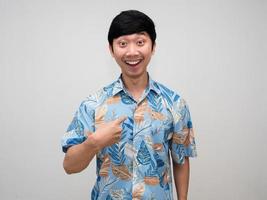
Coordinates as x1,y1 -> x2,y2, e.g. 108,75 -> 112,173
0,0 -> 266,199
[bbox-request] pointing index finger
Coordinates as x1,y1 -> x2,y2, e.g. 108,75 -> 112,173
115,116 -> 127,124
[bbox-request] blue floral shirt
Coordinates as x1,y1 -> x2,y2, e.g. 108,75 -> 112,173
61,75 -> 197,200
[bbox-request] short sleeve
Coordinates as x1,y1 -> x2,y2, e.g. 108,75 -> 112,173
170,98 -> 197,164
61,101 -> 95,153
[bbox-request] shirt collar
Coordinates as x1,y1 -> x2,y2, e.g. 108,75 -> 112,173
111,73 -> 161,97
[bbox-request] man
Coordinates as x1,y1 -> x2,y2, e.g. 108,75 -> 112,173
62,10 -> 197,200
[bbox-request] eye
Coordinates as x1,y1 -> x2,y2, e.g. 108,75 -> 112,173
137,40 -> 145,46
119,41 -> 127,47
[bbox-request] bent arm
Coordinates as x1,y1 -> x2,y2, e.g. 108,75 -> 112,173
173,157 -> 190,200
63,133 -> 99,174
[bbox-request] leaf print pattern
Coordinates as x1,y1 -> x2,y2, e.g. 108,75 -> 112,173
144,176 -> 160,185
172,128 -> 195,146
153,152 -> 165,168
134,99 -> 150,124
132,182 -> 145,200
151,111 -> 165,121
137,141 -> 151,165
106,95 -> 121,105
109,143 -> 126,165
121,92 -> 135,104
61,75 -> 197,200
110,189 -> 124,200
95,105 -> 107,127
99,155 -> 111,177
111,164 -> 132,180
152,143 -> 163,152
67,116 -> 84,135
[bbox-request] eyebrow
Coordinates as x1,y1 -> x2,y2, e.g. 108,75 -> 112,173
137,32 -> 146,36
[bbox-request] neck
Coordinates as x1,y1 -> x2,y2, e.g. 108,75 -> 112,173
121,72 -> 148,99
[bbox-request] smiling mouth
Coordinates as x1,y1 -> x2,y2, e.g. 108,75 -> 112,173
124,59 -> 142,67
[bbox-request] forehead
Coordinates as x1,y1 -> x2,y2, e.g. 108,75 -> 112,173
114,32 -> 150,41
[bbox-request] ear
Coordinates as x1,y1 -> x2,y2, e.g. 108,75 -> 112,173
109,44 -> 114,57
152,42 -> 156,55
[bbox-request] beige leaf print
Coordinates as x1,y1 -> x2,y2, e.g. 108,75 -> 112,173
183,128 -> 195,147
163,170 -> 170,184
133,182 -> 145,200
106,95 -> 121,105
95,105 -> 107,127
171,107 -> 181,124
99,155 -> 110,177
152,143 -> 163,152
172,127 -> 195,146
144,176 -> 160,185
134,99 -> 150,124
172,133 -> 186,144
111,164 -> 132,180
125,143 -> 136,158
151,111 -> 165,121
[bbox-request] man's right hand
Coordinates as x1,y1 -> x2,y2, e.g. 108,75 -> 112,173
85,116 -> 127,151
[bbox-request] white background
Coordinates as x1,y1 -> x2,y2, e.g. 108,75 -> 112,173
1,0 -> 266,199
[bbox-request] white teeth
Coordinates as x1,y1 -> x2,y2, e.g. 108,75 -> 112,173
125,60 -> 141,65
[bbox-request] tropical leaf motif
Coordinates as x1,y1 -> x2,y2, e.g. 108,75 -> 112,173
109,188 -> 132,200
146,93 -> 157,110
136,141 -> 151,165
152,143 -> 163,152
111,164 -> 132,180
103,83 -> 114,97
171,107 -> 181,124
67,116 -> 84,135
151,111 -> 165,121
173,94 -> 179,102
123,117 -> 133,128
108,143 -> 126,165
161,91 -> 174,108
144,162 -> 160,185
147,93 -> 163,112
91,185 -> 99,200
97,176 -> 117,200
134,99 -> 150,124
87,89 -> 105,104
122,190 -> 132,200
120,92 -> 135,104
178,98 -> 186,110
172,133 -> 186,144
106,95 -> 121,105
95,105 -> 107,127
153,152 -> 164,168
163,170 -> 170,184
99,155 -> 111,177
159,170 -> 170,190
172,128 -> 195,146
144,176 -> 160,185
122,117 -> 134,142
124,143 -> 136,159
159,84 -> 176,107
160,83 -> 174,97
183,128 -> 195,147
110,189 -> 124,200
132,182 -> 145,200
106,195 -> 113,200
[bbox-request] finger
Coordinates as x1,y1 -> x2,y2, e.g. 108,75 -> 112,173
114,116 -> 127,124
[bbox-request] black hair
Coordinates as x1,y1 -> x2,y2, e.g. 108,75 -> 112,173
108,10 -> 156,49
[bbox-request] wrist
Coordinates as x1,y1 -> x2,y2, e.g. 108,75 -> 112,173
178,195 -> 187,200
84,133 -> 100,153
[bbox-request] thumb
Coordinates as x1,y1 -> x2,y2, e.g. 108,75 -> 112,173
115,116 -> 127,124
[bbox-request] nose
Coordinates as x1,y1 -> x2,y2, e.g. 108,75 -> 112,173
126,43 -> 139,56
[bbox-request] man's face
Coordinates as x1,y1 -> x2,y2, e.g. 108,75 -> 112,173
110,32 -> 155,80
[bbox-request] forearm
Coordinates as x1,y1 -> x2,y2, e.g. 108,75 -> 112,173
63,134 -> 99,174
173,157 -> 190,200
